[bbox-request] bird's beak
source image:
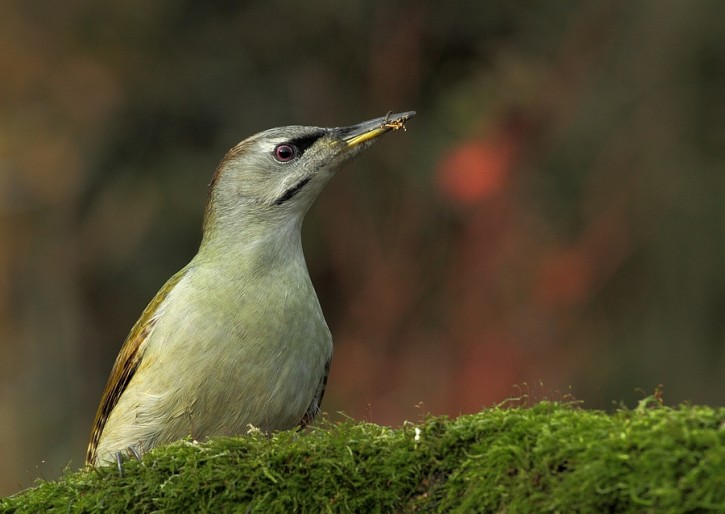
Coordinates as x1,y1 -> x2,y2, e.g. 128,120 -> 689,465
337,111 -> 416,148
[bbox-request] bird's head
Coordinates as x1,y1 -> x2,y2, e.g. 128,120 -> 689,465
201,111 -> 415,247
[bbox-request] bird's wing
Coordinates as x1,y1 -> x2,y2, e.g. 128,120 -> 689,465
85,268 -> 187,465
299,358 -> 331,428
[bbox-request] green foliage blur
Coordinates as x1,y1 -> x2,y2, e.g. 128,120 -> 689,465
1,0 -> 723,496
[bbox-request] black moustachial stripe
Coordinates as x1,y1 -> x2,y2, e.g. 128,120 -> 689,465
275,177 -> 312,205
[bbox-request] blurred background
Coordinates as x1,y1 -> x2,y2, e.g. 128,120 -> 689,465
1,0 -> 723,495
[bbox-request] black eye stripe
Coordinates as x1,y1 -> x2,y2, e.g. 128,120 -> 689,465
286,130 -> 325,155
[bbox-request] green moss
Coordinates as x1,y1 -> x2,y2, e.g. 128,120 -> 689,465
2,402 -> 723,513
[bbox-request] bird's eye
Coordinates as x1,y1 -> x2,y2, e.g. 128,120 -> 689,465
274,144 -> 297,162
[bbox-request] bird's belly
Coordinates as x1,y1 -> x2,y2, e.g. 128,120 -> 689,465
185,326 -> 330,435
96,297 -> 331,462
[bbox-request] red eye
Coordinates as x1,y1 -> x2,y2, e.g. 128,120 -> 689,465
274,144 -> 297,162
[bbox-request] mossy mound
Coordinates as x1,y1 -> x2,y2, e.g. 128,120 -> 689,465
2,401 -> 723,513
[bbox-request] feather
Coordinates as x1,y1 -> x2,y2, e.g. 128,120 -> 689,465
86,269 -> 187,465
